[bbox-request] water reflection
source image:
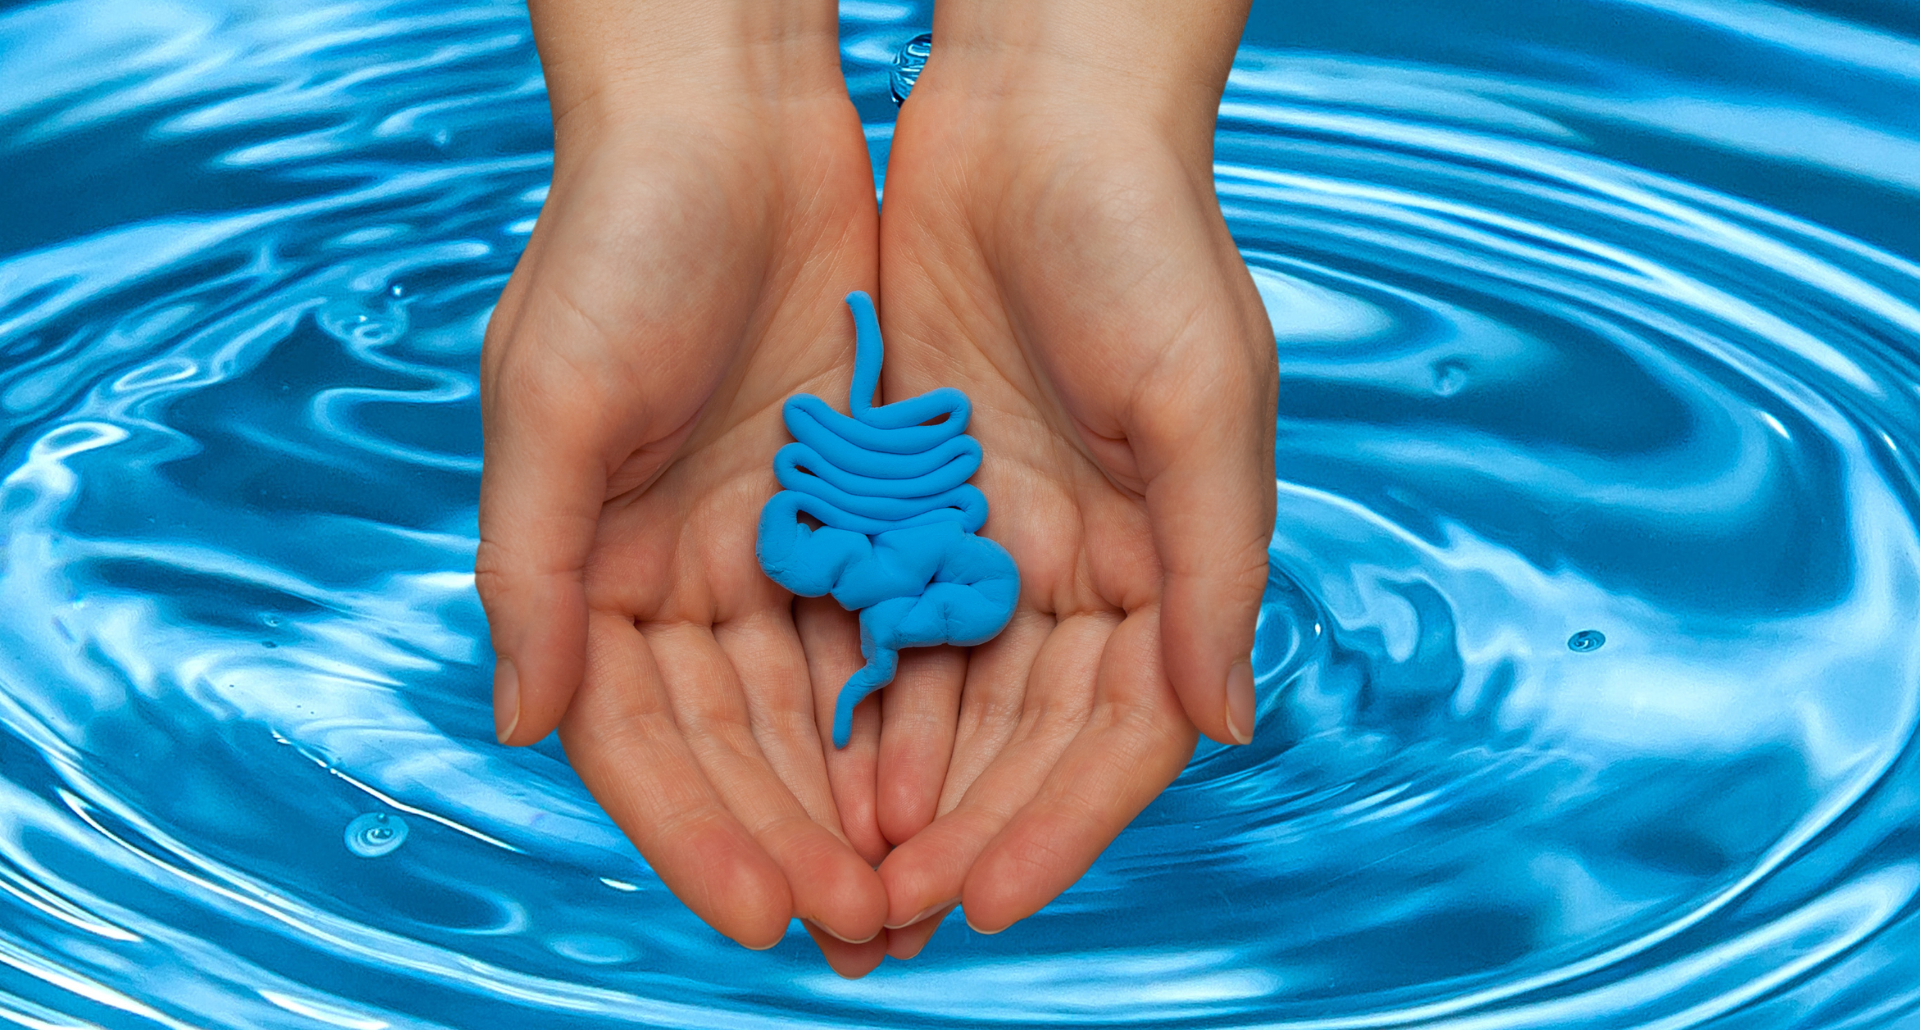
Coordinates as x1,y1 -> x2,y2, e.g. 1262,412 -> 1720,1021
1,0 -> 1918,1026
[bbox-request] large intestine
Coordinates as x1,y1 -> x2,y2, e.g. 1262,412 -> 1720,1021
756,292 -> 1020,747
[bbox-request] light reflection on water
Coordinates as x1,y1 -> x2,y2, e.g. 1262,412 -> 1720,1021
3,0 -> 1920,1026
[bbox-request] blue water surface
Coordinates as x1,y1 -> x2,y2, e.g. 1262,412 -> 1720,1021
4,0 -> 1920,1027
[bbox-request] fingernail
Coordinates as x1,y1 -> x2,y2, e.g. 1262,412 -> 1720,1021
493,659 -> 521,745
884,902 -> 948,930
963,913 -> 1005,935
815,921 -> 880,945
1224,661 -> 1255,745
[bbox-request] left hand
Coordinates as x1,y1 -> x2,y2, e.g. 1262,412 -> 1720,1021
848,2 -> 1277,956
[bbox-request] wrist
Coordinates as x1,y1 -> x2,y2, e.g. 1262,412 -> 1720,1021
910,0 -> 1249,143
528,0 -> 847,142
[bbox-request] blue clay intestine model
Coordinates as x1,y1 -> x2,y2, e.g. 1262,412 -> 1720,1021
757,292 -> 1020,748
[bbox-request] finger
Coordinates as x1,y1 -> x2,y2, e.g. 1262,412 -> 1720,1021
885,904 -> 955,961
712,609 -> 844,834
1130,322 -> 1276,746
875,644 -> 965,846
796,597 -> 889,865
475,307 -> 605,747
803,920 -> 888,980
877,612 -> 1112,928
961,608 -> 1197,933
649,622 -> 888,945
559,612 -> 791,949
939,607 -> 1053,813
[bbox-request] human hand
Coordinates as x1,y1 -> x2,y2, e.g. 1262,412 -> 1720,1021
854,0 -> 1275,954
476,0 -> 895,975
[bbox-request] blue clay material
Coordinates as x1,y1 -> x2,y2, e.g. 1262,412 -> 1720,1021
757,291 -> 1020,747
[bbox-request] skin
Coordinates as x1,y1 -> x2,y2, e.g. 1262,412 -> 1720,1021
852,0 -> 1276,949
478,0 -> 1273,976
477,0 -> 893,975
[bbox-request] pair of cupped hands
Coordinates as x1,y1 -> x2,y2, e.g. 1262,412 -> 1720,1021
475,1 -> 1275,978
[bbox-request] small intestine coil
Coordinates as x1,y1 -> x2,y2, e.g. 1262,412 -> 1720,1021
756,292 -> 1020,747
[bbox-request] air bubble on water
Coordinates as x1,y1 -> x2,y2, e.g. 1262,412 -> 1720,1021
1568,629 -> 1606,652
389,284 -> 403,297
345,812 -> 408,857
431,127 -> 450,147
1433,359 -> 1469,396
890,32 -> 932,106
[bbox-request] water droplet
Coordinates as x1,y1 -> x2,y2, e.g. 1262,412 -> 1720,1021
389,284 -> 403,297
1433,359 -> 1469,396
345,812 -> 408,857
263,614 -> 280,627
317,299 -> 406,346
890,32 -> 932,106
1568,629 -> 1606,653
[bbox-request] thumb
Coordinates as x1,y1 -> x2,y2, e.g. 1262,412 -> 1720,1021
1131,331 -> 1275,746
475,358 -> 606,747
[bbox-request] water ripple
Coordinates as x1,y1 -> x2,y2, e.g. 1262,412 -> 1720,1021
3,0 -> 1919,1026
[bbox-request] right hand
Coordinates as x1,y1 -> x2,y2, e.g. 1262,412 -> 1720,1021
476,3 -> 893,975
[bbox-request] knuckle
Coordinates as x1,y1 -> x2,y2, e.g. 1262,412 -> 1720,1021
472,540 -> 519,611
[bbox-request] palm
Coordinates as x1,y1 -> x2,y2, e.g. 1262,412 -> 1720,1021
860,92 -> 1276,946
477,101 -> 896,969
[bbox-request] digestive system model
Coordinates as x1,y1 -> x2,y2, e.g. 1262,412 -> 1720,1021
756,292 -> 1020,747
